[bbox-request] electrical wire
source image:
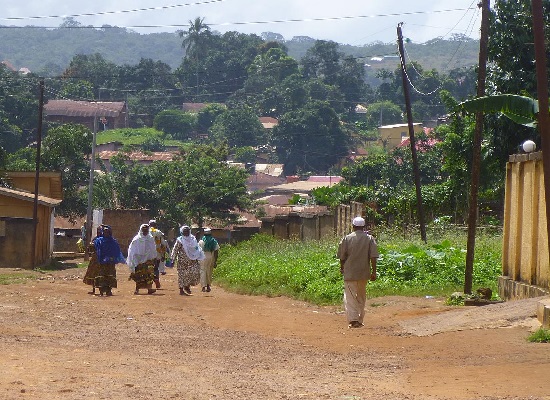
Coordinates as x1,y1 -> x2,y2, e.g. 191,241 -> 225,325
1,7 -> 477,32
1,0 -> 225,22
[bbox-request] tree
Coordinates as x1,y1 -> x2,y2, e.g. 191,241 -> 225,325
41,124 -> 93,219
162,153 -> 250,228
301,40 -> 369,113
179,17 -> 212,98
210,107 -> 265,148
271,101 -> 349,175
153,109 -> 197,139
62,53 -> 118,96
484,0 -> 550,166
197,103 -> 226,133
364,101 -> 403,129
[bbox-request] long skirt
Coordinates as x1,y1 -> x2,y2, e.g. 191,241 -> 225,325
83,249 -> 100,287
200,252 -> 216,287
177,260 -> 200,288
131,263 -> 155,289
94,263 -> 117,289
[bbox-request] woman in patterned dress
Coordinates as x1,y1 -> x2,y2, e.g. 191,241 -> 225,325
171,225 -> 204,296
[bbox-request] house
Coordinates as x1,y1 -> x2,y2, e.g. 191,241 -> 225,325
97,150 -> 179,172
44,99 -> 128,130
182,102 -> 210,113
0,172 -> 63,268
263,175 -> 343,199
259,116 -> 278,129
378,123 -> 423,150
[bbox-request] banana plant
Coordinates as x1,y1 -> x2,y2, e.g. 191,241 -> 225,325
457,94 -> 539,128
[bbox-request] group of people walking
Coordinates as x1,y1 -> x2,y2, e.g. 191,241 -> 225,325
83,220 -> 219,297
82,215 -> 377,330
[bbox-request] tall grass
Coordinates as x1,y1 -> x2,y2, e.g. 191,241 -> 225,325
214,228 -> 502,306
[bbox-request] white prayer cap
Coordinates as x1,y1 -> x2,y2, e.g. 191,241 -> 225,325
148,219 -> 157,225
352,216 -> 365,227
204,228 -> 212,234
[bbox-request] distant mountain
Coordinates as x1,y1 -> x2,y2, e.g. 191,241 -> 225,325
0,26 -> 479,76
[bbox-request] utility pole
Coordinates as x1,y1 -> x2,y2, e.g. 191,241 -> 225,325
31,78 -> 45,269
531,0 -> 550,272
464,0 -> 490,294
397,23 -> 427,243
84,116 -> 98,261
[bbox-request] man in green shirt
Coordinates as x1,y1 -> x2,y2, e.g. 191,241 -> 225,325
337,216 -> 378,328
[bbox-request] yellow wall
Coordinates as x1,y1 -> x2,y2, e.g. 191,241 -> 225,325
502,152 -> 550,292
5,173 -> 62,200
378,124 -> 423,150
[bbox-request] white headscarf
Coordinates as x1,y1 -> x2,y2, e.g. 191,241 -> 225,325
126,224 -> 158,270
176,226 -> 205,261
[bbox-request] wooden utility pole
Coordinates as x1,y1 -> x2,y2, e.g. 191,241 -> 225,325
31,78 -> 45,269
464,0 -> 490,294
397,23 -> 427,243
531,0 -> 550,269
84,116 -> 98,261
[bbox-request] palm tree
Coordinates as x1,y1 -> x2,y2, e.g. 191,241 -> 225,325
179,17 -> 211,98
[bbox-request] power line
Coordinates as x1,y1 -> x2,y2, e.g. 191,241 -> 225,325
1,0 -> 225,22
1,7 -> 477,31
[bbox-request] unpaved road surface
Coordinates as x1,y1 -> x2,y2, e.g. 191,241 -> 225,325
1,262 -> 549,400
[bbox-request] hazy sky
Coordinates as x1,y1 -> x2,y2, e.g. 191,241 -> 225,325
2,0 -> 482,45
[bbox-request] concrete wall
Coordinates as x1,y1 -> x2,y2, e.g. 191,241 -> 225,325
500,151 -> 550,300
260,212 -> 335,241
96,209 -> 151,255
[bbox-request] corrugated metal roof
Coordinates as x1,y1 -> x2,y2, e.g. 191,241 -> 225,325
44,100 -> 125,118
97,150 -> 178,162
0,187 -> 62,207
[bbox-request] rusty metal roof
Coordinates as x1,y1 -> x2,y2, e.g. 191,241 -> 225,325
44,100 -> 126,118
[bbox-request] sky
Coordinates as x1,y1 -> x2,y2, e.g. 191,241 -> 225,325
1,0 -> 482,45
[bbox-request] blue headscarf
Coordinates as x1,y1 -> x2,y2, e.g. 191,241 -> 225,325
94,226 -> 125,264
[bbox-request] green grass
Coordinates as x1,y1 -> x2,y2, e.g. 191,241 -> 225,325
0,272 -> 37,285
528,328 -> 550,343
96,127 -> 185,147
214,228 -> 503,306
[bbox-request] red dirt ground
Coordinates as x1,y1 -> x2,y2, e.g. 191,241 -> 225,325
0,262 -> 549,400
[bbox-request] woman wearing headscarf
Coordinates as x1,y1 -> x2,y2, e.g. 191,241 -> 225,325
171,225 -> 205,295
198,228 -> 219,293
93,225 -> 125,296
82,225 -> 104,295
127,224 -> 158,295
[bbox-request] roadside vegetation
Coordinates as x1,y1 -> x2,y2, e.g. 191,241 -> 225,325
528,328 -> 550,343
215,225 -> 502,306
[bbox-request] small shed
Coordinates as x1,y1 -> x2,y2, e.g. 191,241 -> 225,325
0,187 -> 61,268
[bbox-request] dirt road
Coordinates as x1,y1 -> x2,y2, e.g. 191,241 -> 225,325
0,262 -> 549,400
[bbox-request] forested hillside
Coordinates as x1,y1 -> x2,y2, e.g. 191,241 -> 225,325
0,23 -> 479,76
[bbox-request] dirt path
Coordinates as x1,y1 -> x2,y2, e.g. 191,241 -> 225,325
0,262 -> 549,400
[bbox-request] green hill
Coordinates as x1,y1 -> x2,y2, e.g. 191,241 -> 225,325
0,25 -> 479,77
